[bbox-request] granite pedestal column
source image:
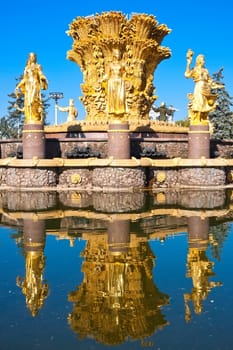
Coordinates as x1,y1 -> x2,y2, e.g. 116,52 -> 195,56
188,124 -> 210,159
108,121 -> 130,159
23,123 -> 45,159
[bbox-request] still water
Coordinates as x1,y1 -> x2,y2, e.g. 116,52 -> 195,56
0,189 -> 233,350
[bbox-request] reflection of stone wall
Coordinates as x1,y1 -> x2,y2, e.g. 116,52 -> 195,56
59,191 -> 92,208
92,192 -> 146,212
178,190 -> 226,209
151,190 -> 179,206
58,191 -> 146,212
1,191 -> 57,211
149,189 -> 227,209
140,215 -> 187,234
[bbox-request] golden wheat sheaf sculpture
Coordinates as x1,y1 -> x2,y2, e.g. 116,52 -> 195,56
67,12 -> 171,123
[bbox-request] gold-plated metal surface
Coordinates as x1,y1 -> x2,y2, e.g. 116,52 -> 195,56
185,49 -> 223,125
16,251 -> 48,317
184,247 -> 222,322
67,12 -> 171,123
15,53 -> 48,124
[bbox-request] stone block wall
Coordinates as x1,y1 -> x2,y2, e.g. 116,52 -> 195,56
1,168 -> 57,188
0,165 -> 231,190
58,168 -> 92,188
150,167 -> 227,189
211,140 -> 233,158
137,141 -> 188,158
0,141 -> 22,158
179,167 -> 226,187
58,141 -> 108,159
1,137 -> 233,160
149,168 -> 179,188
92,167 -> 146,189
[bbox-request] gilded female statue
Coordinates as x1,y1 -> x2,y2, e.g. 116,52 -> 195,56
15,53 -> 48,123
184,49 -> 222,125
104,48 -> 128,117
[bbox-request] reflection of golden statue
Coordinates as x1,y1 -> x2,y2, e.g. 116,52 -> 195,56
56,98 -> 78,123
15,52 -> 48,123
104,48 -> 128,118
184,248 -> 222,322
185,49 -> 223,125
16,251 -> 49,317
68,234 -> 169,345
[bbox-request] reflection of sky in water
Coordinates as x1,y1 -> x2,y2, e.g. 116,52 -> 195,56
0,220 -> 232,350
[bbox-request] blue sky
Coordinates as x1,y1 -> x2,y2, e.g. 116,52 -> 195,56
0,0 -> 232,124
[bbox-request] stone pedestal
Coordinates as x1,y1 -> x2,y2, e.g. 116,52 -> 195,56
23,123 -> 45,159
188,124 -> 210,159
108,122 -> 130,159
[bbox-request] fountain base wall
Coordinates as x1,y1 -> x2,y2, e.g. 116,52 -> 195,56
0,162 -> 230,190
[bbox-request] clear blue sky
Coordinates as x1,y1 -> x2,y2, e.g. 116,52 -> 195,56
0,0 -> 232,124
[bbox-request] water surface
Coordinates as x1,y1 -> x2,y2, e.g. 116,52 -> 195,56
0,189 -> 232,350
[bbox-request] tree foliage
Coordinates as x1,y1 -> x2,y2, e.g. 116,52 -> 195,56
209,68 -> 233,140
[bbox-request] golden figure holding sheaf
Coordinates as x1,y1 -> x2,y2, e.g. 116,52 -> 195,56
185,49 -> 223,125
15,52 -> 48,123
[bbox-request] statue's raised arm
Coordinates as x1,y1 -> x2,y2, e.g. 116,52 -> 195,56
184,49 -> 194,78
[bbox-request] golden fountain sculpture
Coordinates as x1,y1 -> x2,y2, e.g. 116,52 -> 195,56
66,11 -> 171,123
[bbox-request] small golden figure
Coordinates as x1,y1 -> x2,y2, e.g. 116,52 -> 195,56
15,52 -> 48,123
56,98 -> 78,123
184,49 -> 222,125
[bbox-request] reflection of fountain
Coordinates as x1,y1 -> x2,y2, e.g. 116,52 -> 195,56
184,217 -> 222,322
16,219 -> 48,317
68,220 -> 169,345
